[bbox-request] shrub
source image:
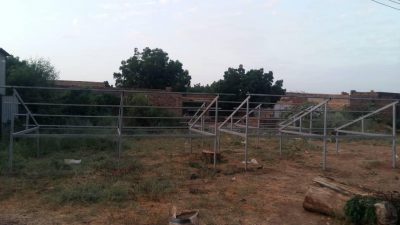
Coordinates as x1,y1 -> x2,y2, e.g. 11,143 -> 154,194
344,195 -> 378,225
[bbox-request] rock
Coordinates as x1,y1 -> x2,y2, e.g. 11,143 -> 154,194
241,159 -> 259,165
231,177 -> 236,181
64,159 -> 81,165
250,159 -> 258,165
375,201 -> 398,225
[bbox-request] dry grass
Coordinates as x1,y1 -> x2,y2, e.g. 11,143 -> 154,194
0,135 -> 399,224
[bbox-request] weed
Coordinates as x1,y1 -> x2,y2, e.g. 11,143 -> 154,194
56,183 -> 106,204
134,177 -> 174,201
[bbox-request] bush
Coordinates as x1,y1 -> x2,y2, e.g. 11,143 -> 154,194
344,196 -> 378,225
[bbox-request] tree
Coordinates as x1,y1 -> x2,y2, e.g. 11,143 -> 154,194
211,64 -> 285,109
113,47 -> 191,92
6,56 -> 58,87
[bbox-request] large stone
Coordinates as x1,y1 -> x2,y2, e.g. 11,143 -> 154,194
375,201 -> 398,225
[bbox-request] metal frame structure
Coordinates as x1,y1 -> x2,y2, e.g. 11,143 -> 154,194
218,96 -> 251,170
279,99 -> 331,170
188,96 -> 219,168
3,85 -> 399,173
334,101 -> 399,168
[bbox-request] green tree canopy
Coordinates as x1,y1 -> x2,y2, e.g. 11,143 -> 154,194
212,64 -> 285,99
189,65 -> 285,110
113,47 -> 191,92
6,56 -> 59,86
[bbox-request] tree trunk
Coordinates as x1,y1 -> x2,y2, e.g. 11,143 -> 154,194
303,176 -> 369,218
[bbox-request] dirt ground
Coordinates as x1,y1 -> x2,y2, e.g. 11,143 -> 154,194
0,136 -> 399,225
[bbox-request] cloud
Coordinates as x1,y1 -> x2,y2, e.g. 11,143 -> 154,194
72,18 -> 79,26
264,0 -> 280,9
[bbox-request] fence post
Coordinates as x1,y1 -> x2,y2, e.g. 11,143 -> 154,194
8,113 -> 14,173
257,105 -> 261,147
117,91 -> 124,166
322,102 -> 328,170
244,98 -> 249,171
213,96 -> 219,169
393,104 -> 397,169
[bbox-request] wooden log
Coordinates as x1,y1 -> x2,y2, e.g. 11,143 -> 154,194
303,176 -> 369,218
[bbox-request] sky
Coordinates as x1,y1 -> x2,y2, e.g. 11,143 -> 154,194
0,0 -> 399,94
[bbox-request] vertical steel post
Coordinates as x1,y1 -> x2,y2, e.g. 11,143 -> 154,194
8,113 -> 14,173
309,112 -> 313,134
36,128 -> 40,157
299,117 -> 302,133
361,119 -> 365,133
322,102 -> 327,170
8,89 -> 17,173
230,117 -> 233,130
335,131 -> 339,154
392,104 -> 397,169
201,114 -> 205,148
257,106 -> 261,147
279,132 -> 282,157
213,97 -> 219,169
117,91 -> 124,165
189,129 -> 192,153
244,98 -> 249,171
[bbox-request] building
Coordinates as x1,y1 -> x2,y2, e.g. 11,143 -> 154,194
54,80 -> 107,89
0,48 -> 18,127
0,48 -> 10,95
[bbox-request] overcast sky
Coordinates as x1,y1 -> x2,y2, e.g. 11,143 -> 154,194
1,0 -> 399,93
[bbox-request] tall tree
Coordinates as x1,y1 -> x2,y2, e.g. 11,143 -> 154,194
211,64 -> 285,109
6,56 -> 58,87
113,47 -> 191,92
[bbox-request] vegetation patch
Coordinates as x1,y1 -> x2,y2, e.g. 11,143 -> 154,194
345,196 -> 378,225
52,181 -> 133,204
134,177 -> 174,201
345,193 -> 400,225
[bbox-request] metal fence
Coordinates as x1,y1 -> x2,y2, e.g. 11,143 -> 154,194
1,86 -> 399,172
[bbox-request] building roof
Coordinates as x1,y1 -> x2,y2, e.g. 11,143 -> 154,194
0,48 -> 10,57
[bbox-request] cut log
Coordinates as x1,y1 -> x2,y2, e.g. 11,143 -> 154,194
303,176 -> 370,218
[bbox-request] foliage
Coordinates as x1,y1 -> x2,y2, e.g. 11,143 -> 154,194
6,56 -> 58,87
344,196 -> 378,225
113,47 -> 191,92
124,94 -> 181,127
189,64 -> 285,111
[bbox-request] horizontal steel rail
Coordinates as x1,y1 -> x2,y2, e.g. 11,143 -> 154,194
335,101 -> 399,131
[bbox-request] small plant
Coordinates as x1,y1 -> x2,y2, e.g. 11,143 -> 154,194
344,195 -> 378,225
